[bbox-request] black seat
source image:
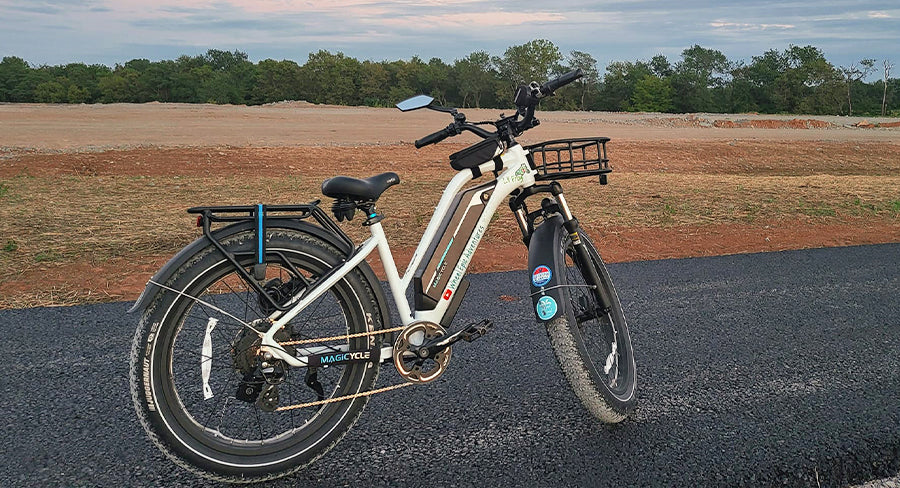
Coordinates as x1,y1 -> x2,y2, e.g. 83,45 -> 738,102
321,172 -> 400,201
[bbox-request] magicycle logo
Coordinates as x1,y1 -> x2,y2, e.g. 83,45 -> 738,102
320,351 -> 371,364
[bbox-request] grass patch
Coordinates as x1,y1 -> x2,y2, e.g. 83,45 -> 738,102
2,144 -> 900,308
798,198 -> 836,217
850,197 -> 878,212
34,250 -> 64,262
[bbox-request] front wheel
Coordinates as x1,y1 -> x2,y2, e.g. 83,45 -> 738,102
546,231 -> 637,423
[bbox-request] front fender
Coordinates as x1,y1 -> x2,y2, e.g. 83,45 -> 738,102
527,214 -> 570,324
127,220 -> 389,329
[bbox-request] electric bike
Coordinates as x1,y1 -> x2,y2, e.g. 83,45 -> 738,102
129,68 -> 637,482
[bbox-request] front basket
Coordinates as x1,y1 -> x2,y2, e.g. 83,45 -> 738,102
526,137 -> 611,181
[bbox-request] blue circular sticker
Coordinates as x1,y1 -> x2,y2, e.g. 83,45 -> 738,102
536,296 -> 558,320
532,265 -> 552,287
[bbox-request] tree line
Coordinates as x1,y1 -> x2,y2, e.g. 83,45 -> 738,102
0,40 -> 896,116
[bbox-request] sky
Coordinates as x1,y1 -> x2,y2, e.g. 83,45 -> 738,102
1,0 -> 897,76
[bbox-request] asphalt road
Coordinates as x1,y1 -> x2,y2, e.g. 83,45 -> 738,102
1,244 -> 898,487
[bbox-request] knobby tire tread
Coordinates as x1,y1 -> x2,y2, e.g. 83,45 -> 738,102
545,232 -> 636,424
129,229 -> 382,483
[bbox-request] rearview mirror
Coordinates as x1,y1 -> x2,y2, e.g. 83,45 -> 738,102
396,95 -> 434,112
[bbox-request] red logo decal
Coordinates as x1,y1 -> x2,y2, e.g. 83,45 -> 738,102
443,289 -> 452,300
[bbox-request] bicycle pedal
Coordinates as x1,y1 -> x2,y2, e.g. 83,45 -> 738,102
461,319 -> 493,342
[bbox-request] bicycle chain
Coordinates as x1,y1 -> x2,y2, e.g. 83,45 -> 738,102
275,382 -> 413,412
276,325 -> 406,346
273,325 -> 414,411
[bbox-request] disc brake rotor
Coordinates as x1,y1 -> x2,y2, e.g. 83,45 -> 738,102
393,321 -> 451,384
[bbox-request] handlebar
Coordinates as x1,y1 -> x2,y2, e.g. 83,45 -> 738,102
414,122 -> 496,148
408,68 -> 584,149
540,68 -> 583,97
415,124 -> 455,148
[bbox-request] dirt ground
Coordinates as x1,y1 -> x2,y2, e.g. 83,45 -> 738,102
0,103 -> 898,308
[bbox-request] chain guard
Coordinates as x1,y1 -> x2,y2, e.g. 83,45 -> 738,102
393,321 -> 451,384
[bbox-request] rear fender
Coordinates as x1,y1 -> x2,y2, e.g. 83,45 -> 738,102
527,214 -> 570,324
127,220 -> 391,333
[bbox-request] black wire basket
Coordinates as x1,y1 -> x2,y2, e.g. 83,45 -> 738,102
526,137 -> 611,181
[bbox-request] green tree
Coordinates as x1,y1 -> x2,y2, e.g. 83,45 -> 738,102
888,78 -> 900,115
252,59 -> 302,104
121,59 -> 154,102
784,45 -> 841,114
387,56 -> 433,104
567,50 -> 600,110
882,60 -> 894,116
201,49 -> 256,104
671,45 -> 730,112
598,60 -> 651,111
425,57 -> 452,106
67,84 -> 89,103
0,42 -> 893,113
140,60 -> 177,102
300,50 -> 361,105
738,49 -> 786,112
840,58 -> 877,115
453,51 -> 496,108
58,63 -> 109,102
0,56 -> 32,101
727,63 -> 759,113
649,54 -> 673,78
169,55 -> 206,102
34,80 -> 67,102
494,39 -> 563,100
631,75 -> 674,112
358,60 -> 390,106
98,72 -> 128,103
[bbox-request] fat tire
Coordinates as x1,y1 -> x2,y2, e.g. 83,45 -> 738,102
129,229 -> 383,483
546,232 -> 637,423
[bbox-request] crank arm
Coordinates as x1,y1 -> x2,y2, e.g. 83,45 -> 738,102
416,320 -> 493,358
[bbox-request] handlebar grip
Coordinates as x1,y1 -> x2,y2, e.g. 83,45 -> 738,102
540,68 -> 584,96
415,125 -> 454,148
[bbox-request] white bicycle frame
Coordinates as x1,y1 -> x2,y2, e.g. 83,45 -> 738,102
260,144 -> 538,368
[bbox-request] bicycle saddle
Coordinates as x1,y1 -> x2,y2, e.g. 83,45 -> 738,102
321,172 -> 401,202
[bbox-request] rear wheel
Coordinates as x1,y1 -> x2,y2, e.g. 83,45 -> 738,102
546,231 -> 636,422
129,229 -> 382,482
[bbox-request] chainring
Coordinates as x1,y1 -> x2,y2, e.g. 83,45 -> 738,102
392,321 -> 451,384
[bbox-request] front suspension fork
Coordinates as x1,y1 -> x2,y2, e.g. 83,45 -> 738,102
510,182 -> 609,310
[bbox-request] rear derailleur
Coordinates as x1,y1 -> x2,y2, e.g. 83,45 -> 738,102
232,324 -> 295,412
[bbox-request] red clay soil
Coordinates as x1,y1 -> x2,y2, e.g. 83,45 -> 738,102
712,119 -> 834,129
4,219 -> 896,305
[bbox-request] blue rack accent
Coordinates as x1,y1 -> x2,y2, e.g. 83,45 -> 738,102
256,204 -> 265,264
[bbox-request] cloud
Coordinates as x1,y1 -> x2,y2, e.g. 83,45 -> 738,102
380,11 -> 567,29
1,0 -> 898,71
709,21 -> 795,31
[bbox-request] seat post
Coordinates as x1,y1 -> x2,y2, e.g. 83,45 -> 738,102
360,203 -> 384,226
